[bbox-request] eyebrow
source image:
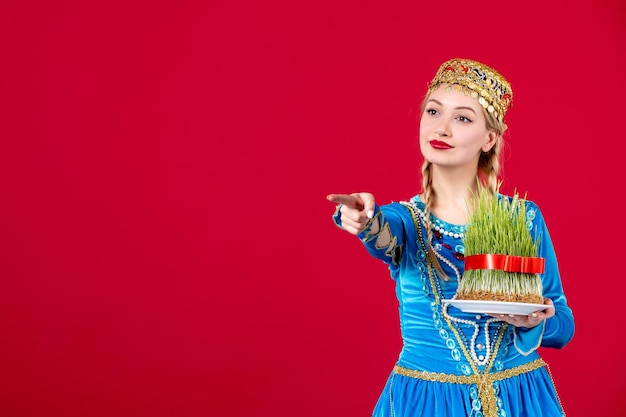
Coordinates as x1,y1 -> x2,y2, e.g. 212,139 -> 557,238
427,99 -> 477,114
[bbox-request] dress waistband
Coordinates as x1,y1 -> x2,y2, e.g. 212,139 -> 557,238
393,358 -> 546,417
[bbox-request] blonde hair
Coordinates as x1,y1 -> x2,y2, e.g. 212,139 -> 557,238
419,93 -> 508,279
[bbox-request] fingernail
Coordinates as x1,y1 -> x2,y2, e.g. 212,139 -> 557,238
367,210 -> 374,219
531,313 -> 537,318
508,314 -> 514,318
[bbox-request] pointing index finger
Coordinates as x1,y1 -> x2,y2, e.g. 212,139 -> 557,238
326,194 -> 364,210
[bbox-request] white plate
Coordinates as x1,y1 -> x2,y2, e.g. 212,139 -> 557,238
442,299 -> 553,315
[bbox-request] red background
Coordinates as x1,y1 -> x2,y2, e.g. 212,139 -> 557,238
1,1 -> 625,416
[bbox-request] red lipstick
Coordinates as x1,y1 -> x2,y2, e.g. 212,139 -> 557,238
430,140 -> 453,150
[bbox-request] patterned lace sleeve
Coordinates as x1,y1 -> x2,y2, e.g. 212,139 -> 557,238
355,203 -> 410,271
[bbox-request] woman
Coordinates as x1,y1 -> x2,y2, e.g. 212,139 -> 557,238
327,58 -> 574,417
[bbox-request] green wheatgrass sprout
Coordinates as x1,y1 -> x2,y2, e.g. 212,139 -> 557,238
457,183 -> 543,304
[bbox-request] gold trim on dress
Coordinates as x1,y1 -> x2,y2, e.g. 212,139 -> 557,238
393,359 -> 546,417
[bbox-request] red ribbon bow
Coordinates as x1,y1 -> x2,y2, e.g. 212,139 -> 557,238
464,254 -> 545,274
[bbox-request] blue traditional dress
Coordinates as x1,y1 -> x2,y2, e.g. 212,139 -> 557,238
333,195 -> 574,417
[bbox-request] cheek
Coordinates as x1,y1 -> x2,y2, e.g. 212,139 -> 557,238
418,119 -> 431,139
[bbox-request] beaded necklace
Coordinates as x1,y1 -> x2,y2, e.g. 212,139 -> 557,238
403,201 -> 507,371
412,198 -> 467,239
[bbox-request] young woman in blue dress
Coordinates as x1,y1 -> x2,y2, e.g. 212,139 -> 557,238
327,58 -> 574,417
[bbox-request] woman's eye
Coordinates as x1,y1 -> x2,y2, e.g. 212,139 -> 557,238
457,115 -> 472,123
425,108 -> 438,115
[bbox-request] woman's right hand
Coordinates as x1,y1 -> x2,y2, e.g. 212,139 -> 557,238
327,193 -> 376,235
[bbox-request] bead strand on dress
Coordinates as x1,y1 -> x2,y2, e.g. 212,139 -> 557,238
442,303 -> 501,367
421,212 -> 501,368
405,200 -> 502,368
434,250 -> 462,280
412,201 -> 466,239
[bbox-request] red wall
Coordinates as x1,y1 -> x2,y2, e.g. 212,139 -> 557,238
1,1 -> 625,416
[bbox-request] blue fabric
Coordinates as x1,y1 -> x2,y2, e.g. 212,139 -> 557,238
338,195 -> 575,417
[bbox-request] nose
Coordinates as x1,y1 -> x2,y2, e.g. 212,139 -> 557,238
434,127 -> 449,137
434,122 -> 450,137
433,116 -> 451,137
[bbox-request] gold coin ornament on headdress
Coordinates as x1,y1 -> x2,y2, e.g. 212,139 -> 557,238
428,58 -> 513,122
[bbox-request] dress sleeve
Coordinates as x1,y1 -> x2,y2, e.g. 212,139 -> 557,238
514,202 -> 575,355
332,202 -> 410,277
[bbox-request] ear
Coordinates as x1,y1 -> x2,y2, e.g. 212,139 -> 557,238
482,130 -> 499,153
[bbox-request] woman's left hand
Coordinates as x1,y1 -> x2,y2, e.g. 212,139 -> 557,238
488,298 -> 555,328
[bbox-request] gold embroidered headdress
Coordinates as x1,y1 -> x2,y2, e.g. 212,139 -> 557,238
428,58 -> 513,122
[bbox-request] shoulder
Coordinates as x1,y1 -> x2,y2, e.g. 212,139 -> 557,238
383,195 -> 423,213
375,196 -> 423,224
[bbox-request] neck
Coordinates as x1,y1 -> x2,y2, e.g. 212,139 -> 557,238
427,167 -> 481,224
